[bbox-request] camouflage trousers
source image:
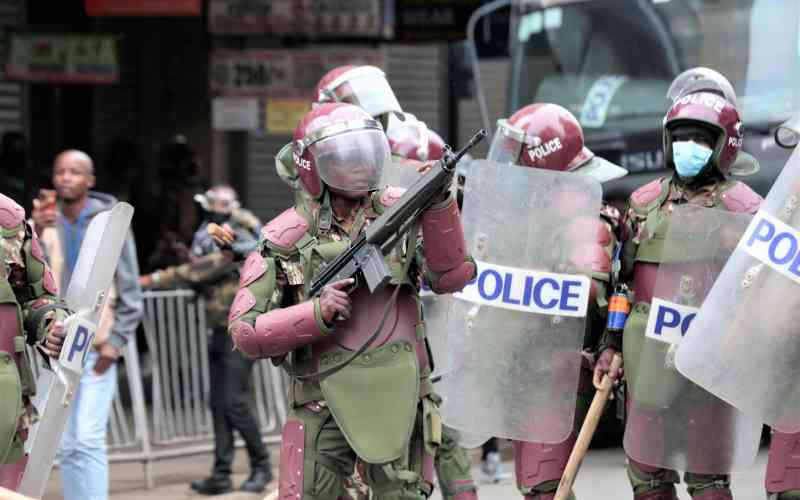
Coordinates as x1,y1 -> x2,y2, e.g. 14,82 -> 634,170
281,403 -> 434,500
436,426 -> 477,499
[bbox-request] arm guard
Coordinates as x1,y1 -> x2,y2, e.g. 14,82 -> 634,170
231,300 -> 330,358
420,196 -> 476,294
20,224 -> 68,345
228,250 -> 331,359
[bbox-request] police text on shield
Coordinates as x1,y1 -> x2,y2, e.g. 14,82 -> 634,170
453,260 -> 590,317
739,209 -> 800,285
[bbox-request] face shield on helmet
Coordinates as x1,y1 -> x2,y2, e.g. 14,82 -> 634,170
321,66 -> 402,118
301,125 -> 390,194
667,67 -> 738,106
487,119 -> 526,165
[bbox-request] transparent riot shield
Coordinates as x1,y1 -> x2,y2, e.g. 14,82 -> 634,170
439,159 -> 601,444
677,147 -> 800,432
19,203 -> 134,499
379,160 -> 424,190
624,205 -> 761,473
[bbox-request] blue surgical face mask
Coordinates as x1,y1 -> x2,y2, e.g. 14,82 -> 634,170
672,140 -> 713,178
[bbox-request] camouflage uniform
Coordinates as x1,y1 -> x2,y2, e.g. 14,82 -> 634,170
228,182 -> 475,500
603,175 -> 761,500
0,193 -> 68,489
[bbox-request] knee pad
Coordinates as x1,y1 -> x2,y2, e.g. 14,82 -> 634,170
767,431 -> 800,495
514,437 -> 574,492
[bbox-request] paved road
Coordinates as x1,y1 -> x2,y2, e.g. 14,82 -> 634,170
432,447 -> 769,500
41,445 -> 769,499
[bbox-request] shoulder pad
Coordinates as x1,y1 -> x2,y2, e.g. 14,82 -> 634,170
720,181 -> 763,214
378,186 -> 406,208
0,193 -> 25,229
261,208 -> 310,251
629,177 -> 668,213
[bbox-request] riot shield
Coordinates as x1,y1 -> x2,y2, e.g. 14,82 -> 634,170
18,203 -> 134,499
624,205 -> 761,473
677,147 -> 800,432
439,160 -> 601,443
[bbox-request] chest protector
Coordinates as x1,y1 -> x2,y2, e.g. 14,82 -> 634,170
623,176 -> 761,409
276,192 -> 431,463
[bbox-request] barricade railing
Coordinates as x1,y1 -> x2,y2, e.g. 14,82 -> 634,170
31,288 -> 290,489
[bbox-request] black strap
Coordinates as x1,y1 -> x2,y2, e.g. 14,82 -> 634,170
25,302 -> 70,344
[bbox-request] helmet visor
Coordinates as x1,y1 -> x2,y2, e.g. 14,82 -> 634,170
667,68 -> 737,105
310,129 -> 390,193
487,120 -> 524,165
333,73 -> 402,118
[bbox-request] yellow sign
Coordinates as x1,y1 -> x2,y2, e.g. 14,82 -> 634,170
266,99 -> 311,135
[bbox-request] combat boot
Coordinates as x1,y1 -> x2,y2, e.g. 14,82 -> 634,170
190,475 -> 233,495
692,489 -> 732,500
634,490 -> 678,500
240,467 -> 273,493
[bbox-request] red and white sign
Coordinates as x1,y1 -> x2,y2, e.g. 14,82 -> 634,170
85,0 -> 202,17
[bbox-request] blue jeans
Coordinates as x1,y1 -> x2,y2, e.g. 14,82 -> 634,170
59,351 -> 118,500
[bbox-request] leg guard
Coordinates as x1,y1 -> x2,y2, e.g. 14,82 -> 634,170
281,406 -> 357,500
627,458 -> 679,499
766,431 -> 800,495
435,427 -> 477,500
513,436 -> 574,497
0,457 -> 26,490
279,420 -> 306,499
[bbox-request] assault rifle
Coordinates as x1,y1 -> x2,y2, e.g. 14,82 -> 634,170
308,129 -> 486,297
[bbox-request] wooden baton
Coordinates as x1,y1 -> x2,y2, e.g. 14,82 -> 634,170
553,353 -> 623,500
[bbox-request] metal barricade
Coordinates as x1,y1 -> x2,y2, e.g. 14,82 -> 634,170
139,289 -> 288,483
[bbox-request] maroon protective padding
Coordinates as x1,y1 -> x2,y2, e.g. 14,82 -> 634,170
421,199 -> 467,272
279,420 -> 305,499
435,262 -> 475,294
0,193 -> 24,229
262,208 -> 309,250
0,456 -> 27,491
631,178 -> 665,208
634,490 -> 678,500
42,268 -> 58,295
252,301 -> 325,358
29,233 -> 46,264
239,252 -> 267,288
311,287 -> 429,375
228,288 -> 256,323
720,181 -> 762,214
766,431 -> 800,494
513,434 -> 576,489
686,402 -> 736,472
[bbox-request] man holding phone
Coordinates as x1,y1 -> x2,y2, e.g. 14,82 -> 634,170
31,150 -> 143,500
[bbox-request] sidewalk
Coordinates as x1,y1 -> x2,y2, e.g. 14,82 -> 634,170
43,447 -> 280,500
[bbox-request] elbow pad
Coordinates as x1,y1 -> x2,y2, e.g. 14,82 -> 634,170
229,301 -> 327,358
422,198 -> 468,272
